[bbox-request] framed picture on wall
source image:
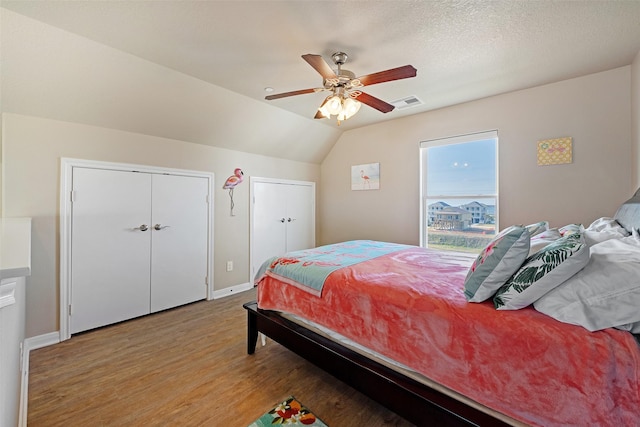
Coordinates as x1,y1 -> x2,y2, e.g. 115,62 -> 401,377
351,162 -> 380,190
537,137 -> 573,166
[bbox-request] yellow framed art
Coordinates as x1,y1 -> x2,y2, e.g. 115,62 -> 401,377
537,137 -> 572,166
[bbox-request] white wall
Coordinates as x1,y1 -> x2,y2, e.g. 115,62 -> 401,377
2,113 -> 319,338
0,8 -> 340,165
320,67 -> 634,246
0,9 -> 326,339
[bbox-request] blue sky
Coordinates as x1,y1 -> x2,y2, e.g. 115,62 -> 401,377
426,138 -> 496,197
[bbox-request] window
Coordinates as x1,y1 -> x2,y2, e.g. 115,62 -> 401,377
419,131 -> 498,253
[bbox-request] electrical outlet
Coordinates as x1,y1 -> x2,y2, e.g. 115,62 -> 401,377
226,261 -> 233,272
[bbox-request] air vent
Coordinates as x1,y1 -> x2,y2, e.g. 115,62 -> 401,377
391,95 -> 423,110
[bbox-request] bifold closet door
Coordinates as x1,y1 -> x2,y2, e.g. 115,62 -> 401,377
251,181 -> 315,278
150,174 -> 208,312
252,182 -> 288,277
70,168 -> 152,334
284,183 -> 315,253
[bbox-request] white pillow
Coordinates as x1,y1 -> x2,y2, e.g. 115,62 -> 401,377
494,233 -> 589,310
529,228 -> 562,256
534,234 -> 640,331
525,220 -> 549,238
584,229 -> 629,246
586,217 -> 629,234
584,217 -> 630,246
559,223 -> 583,236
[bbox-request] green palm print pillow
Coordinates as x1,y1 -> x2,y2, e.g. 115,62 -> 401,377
494,233 -> 589,310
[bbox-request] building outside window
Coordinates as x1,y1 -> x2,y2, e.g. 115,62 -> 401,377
420,130 -> 498,253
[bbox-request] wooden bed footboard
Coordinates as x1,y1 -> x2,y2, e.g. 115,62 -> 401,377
243,301 -> 510,427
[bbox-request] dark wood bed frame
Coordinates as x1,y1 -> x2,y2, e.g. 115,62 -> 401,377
244,188 -> 640,427
243,301 -> 509,426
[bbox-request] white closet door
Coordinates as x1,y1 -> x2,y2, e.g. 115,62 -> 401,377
150,174 -> 208,312
285,184 -> 315,252
251,180 -> 315,278
252,182 -> 287,278
70,168 -> 152,334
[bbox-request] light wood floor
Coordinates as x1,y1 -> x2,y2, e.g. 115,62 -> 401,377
28,289 -> 414,426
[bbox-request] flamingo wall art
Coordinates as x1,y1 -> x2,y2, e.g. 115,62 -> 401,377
222,167 -> 244,216
351,163 -> 380,190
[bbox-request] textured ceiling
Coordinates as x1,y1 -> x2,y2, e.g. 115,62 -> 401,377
3,0 -> 640,132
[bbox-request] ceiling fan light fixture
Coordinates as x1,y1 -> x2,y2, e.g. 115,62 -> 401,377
343,97 -> 361,119
318,93 -> 362,123
317,99 -> 331,119
265,52 -> 417,125
325,95 -> 343,115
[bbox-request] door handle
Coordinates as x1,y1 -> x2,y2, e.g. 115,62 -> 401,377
280,218 -> 286,223
137,224 -> 149,231
287,218 -> 296,222
154,224 -> 170,231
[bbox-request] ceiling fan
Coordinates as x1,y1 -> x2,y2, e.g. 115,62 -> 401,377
265,52 -> 417,125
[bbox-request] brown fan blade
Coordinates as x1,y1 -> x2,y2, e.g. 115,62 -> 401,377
354,92 -> 395,113
265,88 -> 317,100
357,65 -> 417,87
302,54 -> 338,80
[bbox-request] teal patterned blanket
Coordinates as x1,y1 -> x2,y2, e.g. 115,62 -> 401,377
254,240 -> 410,296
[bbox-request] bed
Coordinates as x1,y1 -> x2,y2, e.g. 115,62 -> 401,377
245,188 -> 640,426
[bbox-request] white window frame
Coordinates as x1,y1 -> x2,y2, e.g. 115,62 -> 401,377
419,130 -> 499,248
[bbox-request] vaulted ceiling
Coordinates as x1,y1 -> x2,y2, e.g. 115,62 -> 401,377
3,1 -> 640,162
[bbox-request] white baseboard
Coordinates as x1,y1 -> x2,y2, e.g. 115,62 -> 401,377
212,282 -> 253,299
19,331 -> 61,427
24,332 -> 60,353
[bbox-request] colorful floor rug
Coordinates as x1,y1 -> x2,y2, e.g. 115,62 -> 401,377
248,396 -> 328,426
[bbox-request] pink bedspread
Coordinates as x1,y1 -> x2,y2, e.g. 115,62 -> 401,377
257,246 -> 640,426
